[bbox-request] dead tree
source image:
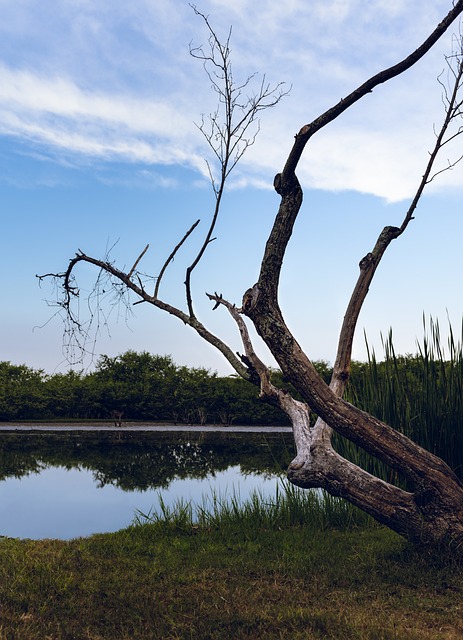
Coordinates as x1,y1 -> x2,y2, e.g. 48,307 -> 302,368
40,3 -> 463,550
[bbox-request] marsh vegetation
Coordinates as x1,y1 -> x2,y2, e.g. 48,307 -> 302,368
1,491 -> 462,640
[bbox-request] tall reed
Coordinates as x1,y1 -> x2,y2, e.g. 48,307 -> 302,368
136,319 -> 463,533
342,316 -> 463,480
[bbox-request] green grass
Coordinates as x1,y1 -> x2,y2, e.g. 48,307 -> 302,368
1,487 -> 462,639
134,482 -> 375,533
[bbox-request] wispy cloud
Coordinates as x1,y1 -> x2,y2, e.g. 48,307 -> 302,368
0,63 -> 209,175
0,0 -> 461,200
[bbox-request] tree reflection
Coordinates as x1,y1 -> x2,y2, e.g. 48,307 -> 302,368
0,431 -> 295,491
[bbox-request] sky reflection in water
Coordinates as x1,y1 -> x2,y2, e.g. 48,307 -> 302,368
0,464 -> 282,540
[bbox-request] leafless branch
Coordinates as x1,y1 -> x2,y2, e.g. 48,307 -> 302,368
154,219 -> 200,299
279,1 -> 463,182
39,248 -> 254,379
185,6 -> 289,319
329,35 -> 463,398
38,2 -> 463,547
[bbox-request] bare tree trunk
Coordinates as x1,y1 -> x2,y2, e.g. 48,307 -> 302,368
236,8 -> 463,547
243,165 -> 463,550
211,291 -> 463,547
41,1 -> 463,551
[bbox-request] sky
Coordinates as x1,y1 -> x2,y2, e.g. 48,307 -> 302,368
1,0 -> 463,376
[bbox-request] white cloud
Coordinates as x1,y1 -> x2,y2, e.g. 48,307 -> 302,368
0,0 -> 461,199
0,65 -> 193,138
0,63 -> 211,176
300,128 -> 428,202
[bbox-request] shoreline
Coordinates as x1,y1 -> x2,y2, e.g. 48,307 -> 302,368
0,422 -> 292,433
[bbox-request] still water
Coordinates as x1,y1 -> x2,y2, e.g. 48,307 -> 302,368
0,428 -> 294,540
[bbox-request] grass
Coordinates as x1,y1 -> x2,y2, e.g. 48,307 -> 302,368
1,486 -> 463,639
133,482 -> 375,533
3,319 -> 463,638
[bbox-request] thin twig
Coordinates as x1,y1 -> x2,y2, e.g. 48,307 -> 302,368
128,244 -> 149,279
155,220 -> 200,298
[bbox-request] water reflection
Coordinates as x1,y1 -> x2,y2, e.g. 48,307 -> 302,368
0,430 -> 295,540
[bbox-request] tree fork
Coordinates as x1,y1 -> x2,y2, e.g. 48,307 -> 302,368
42,2 -> 463,550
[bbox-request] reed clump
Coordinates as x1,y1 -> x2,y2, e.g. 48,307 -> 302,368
336,318 -> 463,482
134,481 -> 375,535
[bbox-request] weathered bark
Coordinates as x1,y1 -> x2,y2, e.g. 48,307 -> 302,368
210,293 -> 463,546
243,262 -> 463,547
239,3 -> 463,548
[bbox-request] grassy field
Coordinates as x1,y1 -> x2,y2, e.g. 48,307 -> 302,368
1,489 -> 462,640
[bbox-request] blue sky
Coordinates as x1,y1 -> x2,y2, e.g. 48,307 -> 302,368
1,0 -> 463,375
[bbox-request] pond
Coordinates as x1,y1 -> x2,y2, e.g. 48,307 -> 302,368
0,427 -> 295,540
